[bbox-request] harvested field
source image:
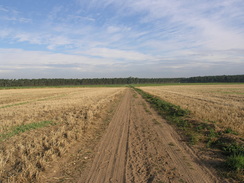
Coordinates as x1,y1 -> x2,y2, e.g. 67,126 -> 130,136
0,86 -> 241,183
0,87 -> 125,182
139,84 -> 244,136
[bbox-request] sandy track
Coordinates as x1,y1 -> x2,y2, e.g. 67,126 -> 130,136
80,88 -> 221,183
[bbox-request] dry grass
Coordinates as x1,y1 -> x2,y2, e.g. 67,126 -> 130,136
0,87 -> 125,182
139,84 -> 244,136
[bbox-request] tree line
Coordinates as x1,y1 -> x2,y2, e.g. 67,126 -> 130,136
0,75 -> 243,87
181,75 -> 244,83
0,77 -> 181,87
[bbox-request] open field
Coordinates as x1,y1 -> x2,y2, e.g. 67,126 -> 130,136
0,87 -> 125,182
0,85 -> 243,182
139,84 -> 244,136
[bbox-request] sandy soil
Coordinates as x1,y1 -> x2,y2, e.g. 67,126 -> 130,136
79,89 -> 223,183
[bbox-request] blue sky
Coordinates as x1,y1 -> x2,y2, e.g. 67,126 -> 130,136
0,0 -> 244,79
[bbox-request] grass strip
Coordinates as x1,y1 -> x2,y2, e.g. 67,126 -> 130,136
0,102 -> 30,109
0,121 -> 53,141
133,87 -> 189,121
133,87 -> 244,180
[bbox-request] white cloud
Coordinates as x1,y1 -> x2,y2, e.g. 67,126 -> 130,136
0,69 -> 12,74
196,20 -> 244,50
67,15 -> 96,22
46,36 -> 74,50
7,31 -> 77,50
0,48 -> 116,67
106,26 -> 132,35
0,5 -> 9,12
81,47 -> 156,61
0,29 -> 11,38
107,26 -> 122,33
14,32 -> 44,44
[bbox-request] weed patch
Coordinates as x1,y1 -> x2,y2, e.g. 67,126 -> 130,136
226,155 -> 244,171
186,132 -> 199,145
222,143 -> 244,156
0,121 -> 53,141
223,128 -> 239,135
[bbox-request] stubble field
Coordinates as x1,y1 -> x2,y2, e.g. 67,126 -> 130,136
0,87 -> 125,182
139,84 -> 244,136
0,84 -> 243,183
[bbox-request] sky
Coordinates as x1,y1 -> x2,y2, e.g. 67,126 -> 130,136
0,0 -> 244,79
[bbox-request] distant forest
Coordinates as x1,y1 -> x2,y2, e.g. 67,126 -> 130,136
0,75 -> 243,87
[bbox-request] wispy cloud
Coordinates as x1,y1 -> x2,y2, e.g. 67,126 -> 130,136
0,5 -> 31,23
80,47 -> 156,61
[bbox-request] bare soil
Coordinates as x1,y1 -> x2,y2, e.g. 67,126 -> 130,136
78,89 -> 225,183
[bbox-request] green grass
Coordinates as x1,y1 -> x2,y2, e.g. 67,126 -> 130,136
186,132 -> 200,145
223,128 -> 239,135
0,121 -> 53,141
226,155 -> 244,171
222,143 -> 244,156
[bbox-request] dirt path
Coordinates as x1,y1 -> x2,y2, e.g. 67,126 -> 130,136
79,88 -> 222,183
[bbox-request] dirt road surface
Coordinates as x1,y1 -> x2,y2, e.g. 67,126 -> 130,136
79,89 -> 222,183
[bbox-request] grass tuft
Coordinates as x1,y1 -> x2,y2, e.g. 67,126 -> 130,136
222,143 -> 244,156
223,128 -> 239,135
0,121 -> 53,141
226,155 -> 244,171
